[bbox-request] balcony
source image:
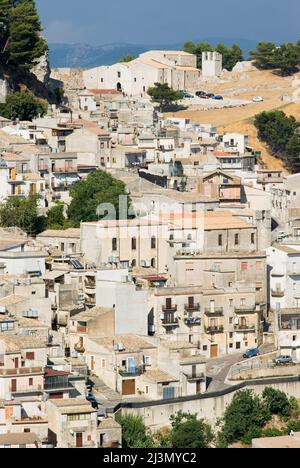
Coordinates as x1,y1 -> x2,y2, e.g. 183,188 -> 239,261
0,367 -> 43,376
205,326 -> 224,334
234,324 -> 256,332
184,372 -> 206,382
162,318 -> 179,327
119,366 -> 144,377
204,307 -> 224,316
271,289 -> 285,298
184,303 -> 200,312
184,317 -> 201,326
162,305 -> 177,313
234,306 -> 257,314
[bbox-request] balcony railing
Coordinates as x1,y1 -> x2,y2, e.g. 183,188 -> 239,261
0,367 -> 43,376
234,324 -> 256,332
184,303 -> 200,312
184,317 -> 201,326
205,326 -> 224,334
162,305 -> 177,313
119,366 -> 144,377
204,307 -> 224,316
162,318 -> 179,327
234,306 -> 257,314
271,289 -> 285,298
184,372 -> 206,381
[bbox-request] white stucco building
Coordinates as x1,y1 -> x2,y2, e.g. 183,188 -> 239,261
83,50 -> 201,96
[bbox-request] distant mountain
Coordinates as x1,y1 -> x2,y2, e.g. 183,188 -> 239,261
49,38 -> 258,69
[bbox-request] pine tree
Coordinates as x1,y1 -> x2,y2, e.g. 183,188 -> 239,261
0,0 -> 12,55
7,0 -> 48,68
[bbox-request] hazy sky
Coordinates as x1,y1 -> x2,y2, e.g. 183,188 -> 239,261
36,0 -> 300,45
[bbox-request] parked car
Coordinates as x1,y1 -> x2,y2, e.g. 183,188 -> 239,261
206,93 -> 215,98
252,96 -> 264,102
273,355 -> 294,366
243,348 -> 260,359
213,95 -> 224,100
195,91 -> 206,97
199,94 -> 210,99
183,92 -> 194,99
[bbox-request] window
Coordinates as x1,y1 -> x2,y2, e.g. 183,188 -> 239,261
163,387 -> 175,400
229,299 -> 233,307
151,258 -> 156,268
235,234 -> 239,246
236,342 -> 241,350
241,262 -> 248,271
26,352 -> 35,361
293,336 -> 297,342
218,234 -> 223,246
229,332 -> 233,339
229,343 -> 233,349
67,414 -> 91,421
118,72 -> 121,78
144,356 -> 151,366
29,378 -> 33,386
203,346 -> 208,351
151,236 -> 156,249
112,238 -> 117,251
145,386 -> 149,394
251,233 -> 255,244
229,318 -> 233,324
131,237 -> 137,251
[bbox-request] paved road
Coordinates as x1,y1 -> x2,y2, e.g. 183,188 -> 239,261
206,353 -> 244,392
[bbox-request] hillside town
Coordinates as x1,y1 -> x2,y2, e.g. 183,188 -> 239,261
0,43 -> 300,450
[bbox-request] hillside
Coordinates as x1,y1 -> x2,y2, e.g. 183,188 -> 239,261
167,68 -> 300,173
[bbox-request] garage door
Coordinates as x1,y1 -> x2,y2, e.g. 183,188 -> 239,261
210,344 -> 218,359
122,379 -> 136,396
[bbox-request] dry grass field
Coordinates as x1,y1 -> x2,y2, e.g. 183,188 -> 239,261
167,68 -> 300,173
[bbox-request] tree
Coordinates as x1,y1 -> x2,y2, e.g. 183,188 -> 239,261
67,170 -> 132,226
250,42 -> 277,69
262,387 -> 292,418
169,412 -> 214,449
46,202 -> 65,230
215,43 -> 243,71
254,110 -> 300,172
0,0 -> 12,54
118,415 -> 156,448
273,43 -> 300,76
7,0 -> 48,69
119,54 -> 135,63
0,91 -> 47,120
0,194 -> 46,235
147,83 -> 183,112
183,41 -> 213,68
219,389 -> 270,446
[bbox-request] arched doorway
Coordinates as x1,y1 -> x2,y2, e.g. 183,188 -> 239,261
117,82 -> 122,92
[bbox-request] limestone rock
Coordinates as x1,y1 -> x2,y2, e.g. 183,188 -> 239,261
232,61 -> 257,73
32,51 -> 51,85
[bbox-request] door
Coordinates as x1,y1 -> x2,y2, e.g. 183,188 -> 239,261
196,381 -> 202,393
210,344 -> 218,359
11,379 -> 17,392
122,379 -> 136,396
76,432 -> 83,448
188,297 -> 194,308
166,298 -> 172,310
14,358 -> 19,369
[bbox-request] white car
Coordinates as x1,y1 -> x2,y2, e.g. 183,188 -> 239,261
252,96 -> 264,102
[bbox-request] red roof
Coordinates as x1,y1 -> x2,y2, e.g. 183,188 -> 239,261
44,368 -> 68,377
88,89 -> 121,95
143,276 -> 167,282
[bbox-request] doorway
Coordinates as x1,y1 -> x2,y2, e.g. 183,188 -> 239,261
210,344 -> 218,359
122,379 -> 136,395
76,432 -> 83,448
